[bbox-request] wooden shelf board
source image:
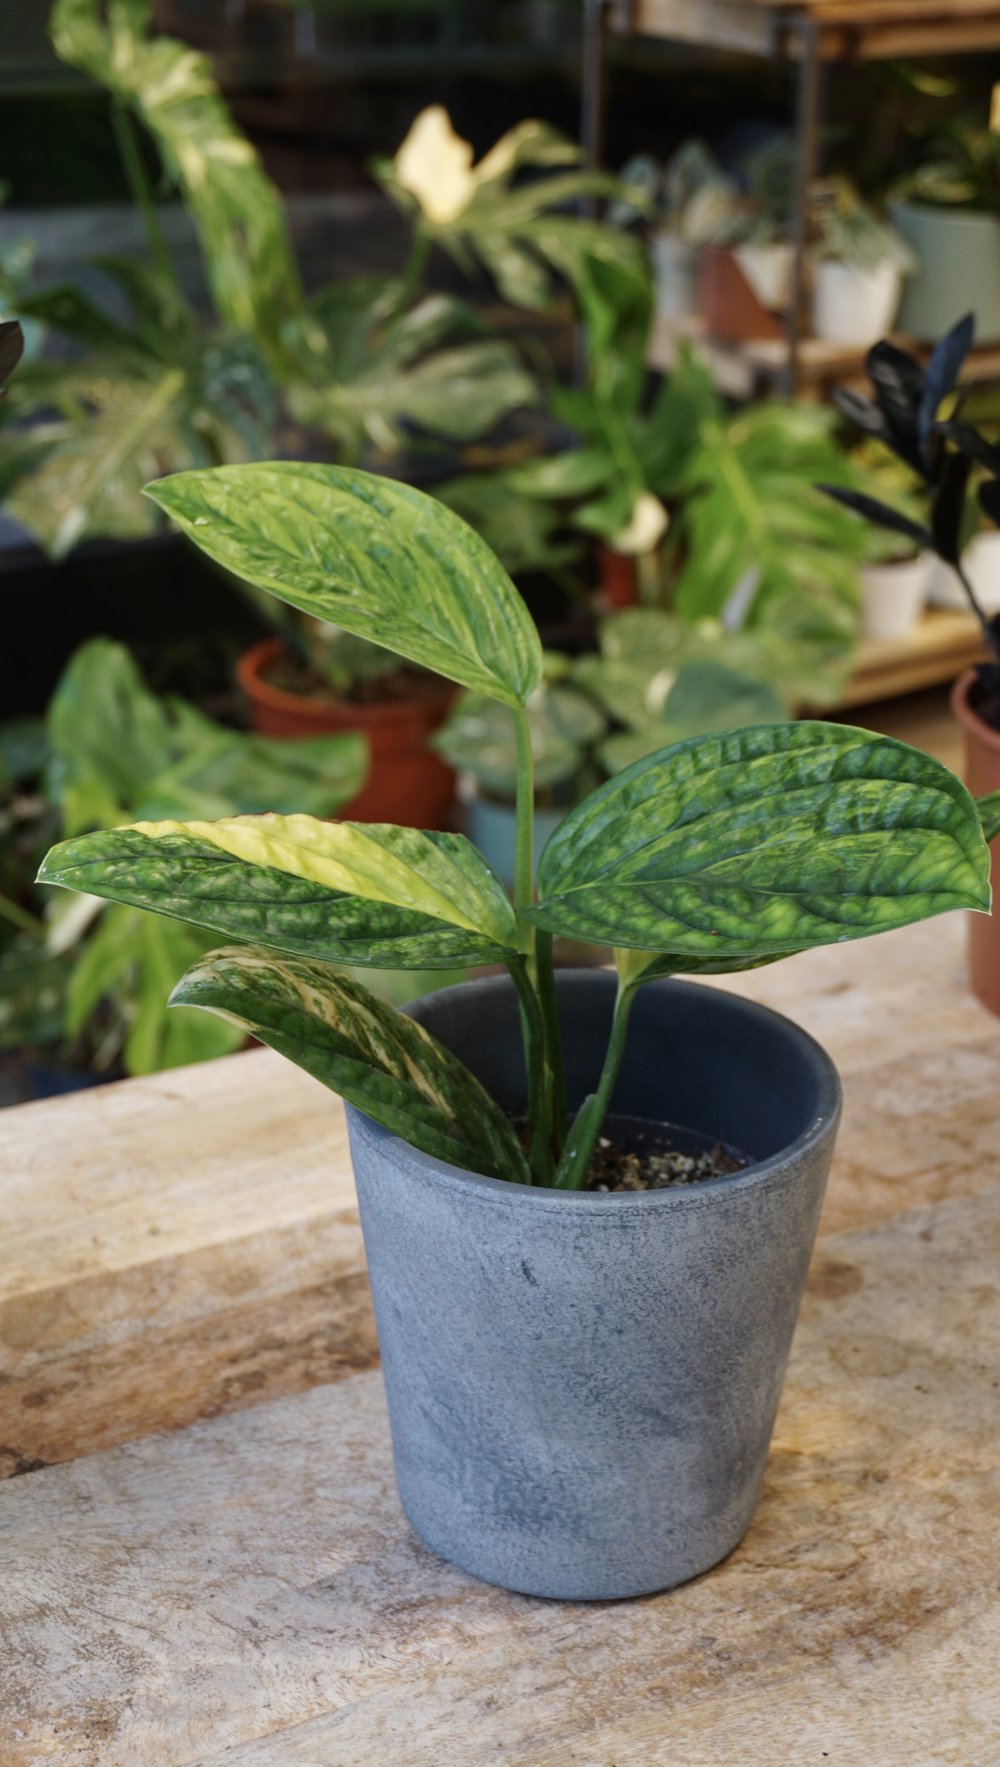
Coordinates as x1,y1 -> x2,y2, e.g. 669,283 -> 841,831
615,0 -> 1000,60
837,609 -> 984,708
649,315 -> 1000,396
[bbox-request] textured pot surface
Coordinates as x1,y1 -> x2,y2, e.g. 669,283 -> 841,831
892,203 -> 1000,344
952,672 -> 1000,1014
236,637 -> 456,828
347,971 -> 841,1600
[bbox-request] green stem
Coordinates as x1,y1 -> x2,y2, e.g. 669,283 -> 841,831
0,893 -> 45,939
535,927 -> 567,1153
508,956 -> 549,1185
400,229 -> 431,306
554,979 -> 638,1190
111,101 -> 177,292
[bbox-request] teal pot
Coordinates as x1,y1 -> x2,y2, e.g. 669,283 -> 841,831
891,202 -> 1000,344
467,792 -> 565,889
346,970 -> 841,1599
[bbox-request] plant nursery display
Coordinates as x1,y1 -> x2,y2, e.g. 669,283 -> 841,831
823,314 -> 1000,1011
38,459 -> 1000,1599
1,638 -> 363,1089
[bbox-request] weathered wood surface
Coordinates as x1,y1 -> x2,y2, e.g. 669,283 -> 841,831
2,1184 -> 1000,1765
1,916 -> 998,1481
1,913 -> 1000,1762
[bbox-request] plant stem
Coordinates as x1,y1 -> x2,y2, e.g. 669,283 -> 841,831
955,558 -> 999,657
0,894 -> 45,939
534,927 -> 567,1152
554,979 -> 637,1190
512,708 -> 535,936
111,101 -> 177,292
400,229 -> 431,307
508,956 -> 549,1185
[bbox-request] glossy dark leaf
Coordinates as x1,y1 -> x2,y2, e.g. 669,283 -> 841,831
979,478 -> 1000,529
831,386 -> 885,439
865,340 -> 925,472
146,464 -> 543,709
938,421 -> 1000,479
526,723 -> 990,954
817,485 -> 931,550
930,452 -> 973,565
918,313 -> 974,444
171,948 -> 530,1184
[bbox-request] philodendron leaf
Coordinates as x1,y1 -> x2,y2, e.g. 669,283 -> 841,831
145,464 -> 543,708
39,814 -> 520,969
525,723 -> 990,953
171,948 -> 529,1184
613,945 -> 798,989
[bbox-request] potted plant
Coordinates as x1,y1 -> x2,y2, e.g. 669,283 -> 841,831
612,141 -> 724,320
810,178 -> 915,348
431,657 -> 606,888
890,104 -> 1000,344
39,458 -> 997,1600
821,313 -> 1000,1012
847,442 -> 934,641
693,139 -> 798,337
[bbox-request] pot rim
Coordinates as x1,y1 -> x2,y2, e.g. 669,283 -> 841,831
351,970 -> 842,1216
236,635 -> 453,726
951,668 -> 1000,755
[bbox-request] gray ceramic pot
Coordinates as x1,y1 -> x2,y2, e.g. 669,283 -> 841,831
346,970 -> 841,1600
891,201 -> 1000,344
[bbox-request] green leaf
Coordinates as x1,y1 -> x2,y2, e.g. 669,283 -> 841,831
137,727 -> 366,821
977,790 -> 1000,843
145,463 -> 543,708
47,639 -> 175,829
526,722 -> 990,953
39,814 -> 520,969
171,948 -> 530,1184
432,684 -> 604,798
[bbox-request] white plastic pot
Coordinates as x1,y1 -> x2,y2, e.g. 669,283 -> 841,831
811,260 -> 902,347
860,552 -> 933,641
928,533 -> 1000,616
733,242 -> 794,312
650,230 -> 699,319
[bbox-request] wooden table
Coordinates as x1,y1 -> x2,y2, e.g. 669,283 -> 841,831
3,917 -> 1000,1764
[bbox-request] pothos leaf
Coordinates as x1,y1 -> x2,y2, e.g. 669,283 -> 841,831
525,722 -> 990,954
171,948 -> 530,1184
146,464 -> 543,709
39,814 -> 520,969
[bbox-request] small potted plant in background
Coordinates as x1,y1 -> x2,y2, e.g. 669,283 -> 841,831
822,313 -> 1000,1012
890,98 -> 1000,344
810,177 -> 915,348
612,140 -> 724,321
697,138 -> 797,338
848,441 -> 934,641
431,655 -> 606,889
39,458 -> 997,1601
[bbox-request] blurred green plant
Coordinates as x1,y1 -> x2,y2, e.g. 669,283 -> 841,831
0,639 -> 365,1078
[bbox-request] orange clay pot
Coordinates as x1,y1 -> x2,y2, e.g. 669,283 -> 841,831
951,669 -> 1000,1015
236,637 -> 456,829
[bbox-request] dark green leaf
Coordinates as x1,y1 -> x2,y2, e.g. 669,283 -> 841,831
171,948 -> 530,1183
919,312 -> 974,442
818,484 -> 931,550
937,420 -> 1000,478
145,464 -> 543,708
0,320 -> 24,395
931,452 -> 973,566
977,789 -> 1000,843
526,722 -> 990,953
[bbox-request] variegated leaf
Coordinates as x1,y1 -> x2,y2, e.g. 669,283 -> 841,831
171,948 -> 529,1184
527,723 -> 990,954
145,464 -> 543,708
38,814 -> 520,969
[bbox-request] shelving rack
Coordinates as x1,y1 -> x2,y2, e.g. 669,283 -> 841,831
583,0 -> 1000,393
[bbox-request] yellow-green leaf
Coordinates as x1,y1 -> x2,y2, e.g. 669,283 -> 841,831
171,948 -> 529,1183
39,814 -> 519,969
145,464 -> 543,708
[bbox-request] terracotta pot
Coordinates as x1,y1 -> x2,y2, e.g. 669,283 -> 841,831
596,546 -> 637,609
699,246 -> 783,343
237,637 -> 456,829
951,671 -> 1000,1014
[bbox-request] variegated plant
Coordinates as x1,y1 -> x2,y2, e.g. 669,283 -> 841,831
39,463 -> 1000,1188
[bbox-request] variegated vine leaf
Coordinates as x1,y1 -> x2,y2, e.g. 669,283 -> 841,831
526,723 -> 990,955
145,464 -> 543,709
171,948 -> 529,1184
38,814 -> 520,969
